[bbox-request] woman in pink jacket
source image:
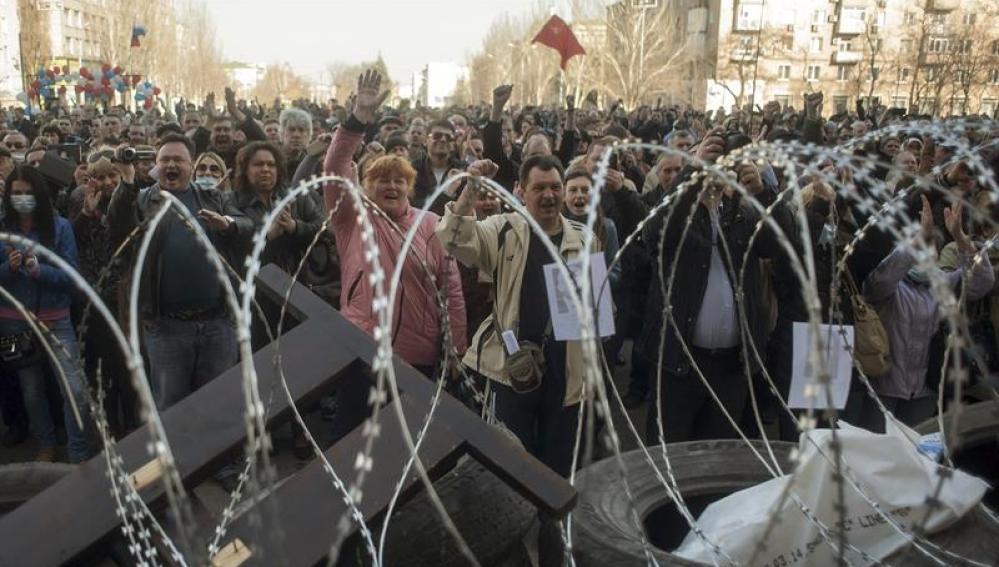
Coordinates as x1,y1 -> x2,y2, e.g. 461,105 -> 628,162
322,69 -> 467,378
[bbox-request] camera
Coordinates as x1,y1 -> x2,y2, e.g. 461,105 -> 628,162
116,147 -> 156,164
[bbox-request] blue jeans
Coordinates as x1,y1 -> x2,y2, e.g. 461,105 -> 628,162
1,317 -> 90,462
143,316 -> 237,410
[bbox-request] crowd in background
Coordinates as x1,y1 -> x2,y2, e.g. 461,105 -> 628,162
0,76 -> 997,517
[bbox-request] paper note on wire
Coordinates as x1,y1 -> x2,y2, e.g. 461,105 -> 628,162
542,253 -> 615,341
789,322 -> 854,410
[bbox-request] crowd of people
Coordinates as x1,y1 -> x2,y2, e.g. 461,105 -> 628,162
0,71 -> 997,528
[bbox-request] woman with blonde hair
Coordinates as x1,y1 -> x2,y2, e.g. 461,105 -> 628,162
193,152 -> 229,192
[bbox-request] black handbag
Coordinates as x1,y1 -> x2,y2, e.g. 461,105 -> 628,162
0,293 -> 44,372
0,330 -> 42,371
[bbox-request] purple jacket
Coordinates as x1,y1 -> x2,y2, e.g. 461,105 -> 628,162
863,245 -> 994,399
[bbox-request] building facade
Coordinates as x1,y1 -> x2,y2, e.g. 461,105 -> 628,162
677,0 -> 999,116
36,0 -> 109,70
0,0 -> 21,105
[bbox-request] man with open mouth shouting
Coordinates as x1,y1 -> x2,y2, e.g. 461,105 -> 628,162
107,132 -> 244,412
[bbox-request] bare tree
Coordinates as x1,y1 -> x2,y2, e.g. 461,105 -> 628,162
326,56 -> 394,103
15,0 -> 51,86
253,63 -> 311,102
947,5 -> 999,114
593,0 -> 690,108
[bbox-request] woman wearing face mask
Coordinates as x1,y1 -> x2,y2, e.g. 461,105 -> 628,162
194,152 -> 229,192
322,70 -> 467,441
0,166 -> 90,462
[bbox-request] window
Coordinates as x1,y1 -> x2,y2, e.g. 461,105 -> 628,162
957,69 -> 970,84
839,7 -> 867,35
838,41 -> 853,52
837,66 -> 851,81
812,10 -> 827,25
778,64 -> 791,80
892,96 -> 909,109
904,12 -> 916,26
929,38 -> 949,53
897,67 -> 911,82
735,0 -> 764,31
810,37 -> 823,52
993,41 -> 999,56
833,95 -> 849,113
982,98 -> 998,117
870,66 -> 881,81
952,97 -> 967,115
774,95 -> 790,108
990,69 -> 999,85
957,40 -> 971,54
807,65 -> 821,80
919,98 -> 937,115
962,13 -> 976,26
901,39 -> 914,53
779,36 -> 794,51
926,67 -> 938,82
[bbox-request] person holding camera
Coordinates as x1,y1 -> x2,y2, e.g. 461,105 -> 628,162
0,166 -> 90,462
107,133 -> 244,411
71,151 -> 138,436
639,129 -> 798,444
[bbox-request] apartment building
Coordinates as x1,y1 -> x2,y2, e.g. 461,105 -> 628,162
677,0 -> 999,116
35,0 -> 110,69
0,0 -> 20,105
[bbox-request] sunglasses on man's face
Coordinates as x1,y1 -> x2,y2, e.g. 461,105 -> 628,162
5,142 -> 25,150
430,132 -> 454,142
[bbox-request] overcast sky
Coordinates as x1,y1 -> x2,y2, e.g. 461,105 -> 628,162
203,0 -> 566,86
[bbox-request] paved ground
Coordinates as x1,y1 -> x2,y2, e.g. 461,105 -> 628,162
0,342 -> 650,565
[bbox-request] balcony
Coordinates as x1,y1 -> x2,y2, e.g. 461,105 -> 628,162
927,0 -> 960,12
835,18 -> 865,36
730,48 -> 758,62
833,51 -> 863,64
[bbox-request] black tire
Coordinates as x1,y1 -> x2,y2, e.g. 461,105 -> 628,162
0,462 -> 76,515
914,400 -> 999,448
571,440 -> 795,566
379,451 -> 535,567
915,400 -> 999,510
886,505 -> 999,566
572,439 -> 999,566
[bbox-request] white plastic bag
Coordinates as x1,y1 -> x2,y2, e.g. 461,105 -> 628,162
674,421 -> 988,566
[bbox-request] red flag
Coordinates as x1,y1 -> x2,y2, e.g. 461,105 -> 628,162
531,15 -> 586,70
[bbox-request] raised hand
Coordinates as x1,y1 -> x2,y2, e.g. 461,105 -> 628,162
920,195 -> 935,244
944,200 -> 971,253
352,69 -> 384,125
225,87 -> 244,122
804,92 -> 824,119
491,85 -> 514,122
696,128 -> 727,163
82,183 -> 102,216
204,92 -> 217,118
466,159 -> 499,179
